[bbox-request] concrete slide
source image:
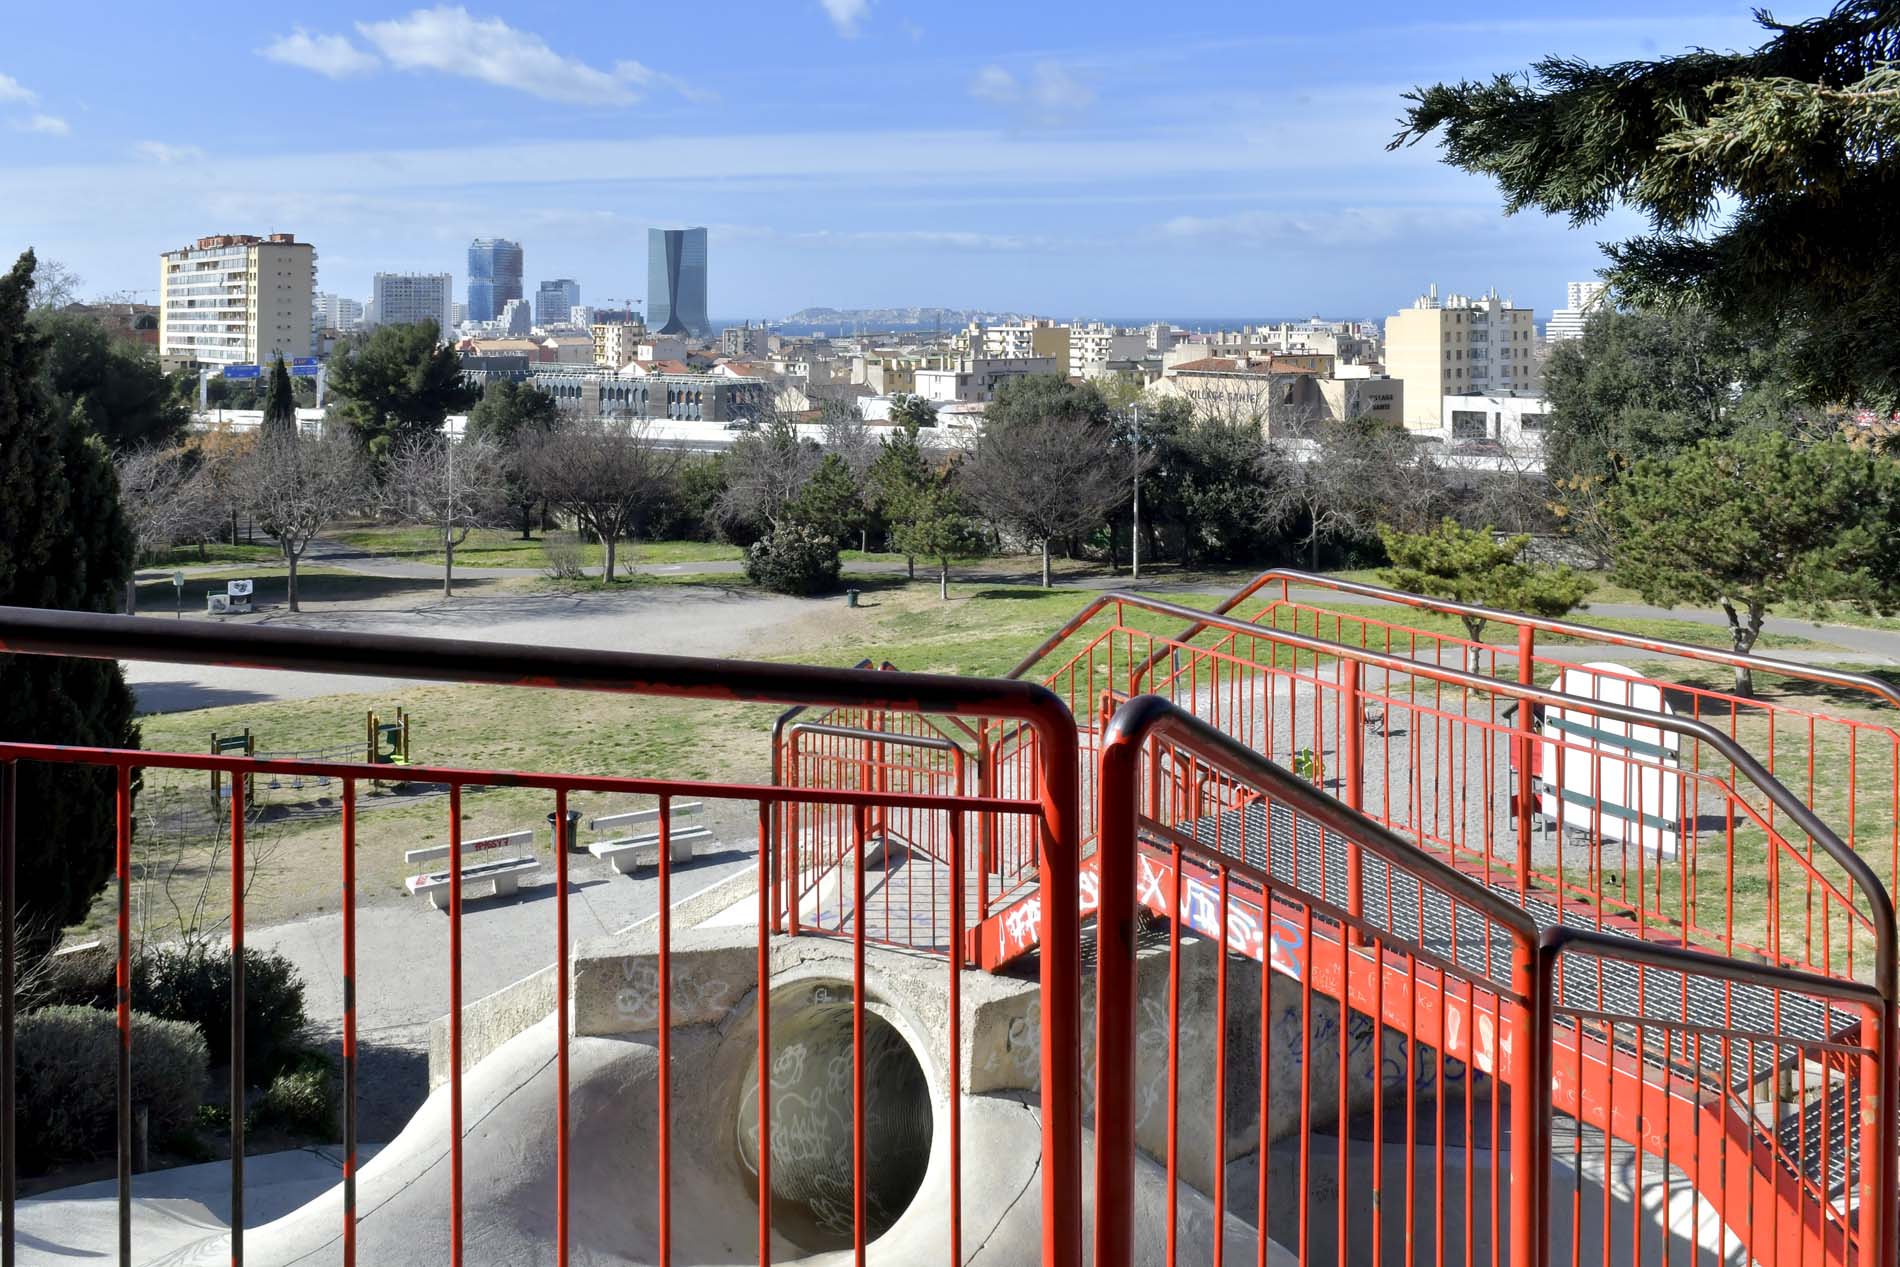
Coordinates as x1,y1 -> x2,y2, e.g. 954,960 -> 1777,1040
121,968 -> 1289,1266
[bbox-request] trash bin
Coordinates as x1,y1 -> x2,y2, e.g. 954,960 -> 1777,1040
547,808 -> 584,852
846,589 -> 860,609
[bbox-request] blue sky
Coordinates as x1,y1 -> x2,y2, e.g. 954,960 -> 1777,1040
0,2 -> 1807,322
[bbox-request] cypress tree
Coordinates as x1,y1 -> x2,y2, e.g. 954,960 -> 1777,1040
0,249 -> 140,951
261,355 -> 297,441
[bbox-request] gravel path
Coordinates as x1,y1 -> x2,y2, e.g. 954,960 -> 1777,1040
124,583 -> 822,713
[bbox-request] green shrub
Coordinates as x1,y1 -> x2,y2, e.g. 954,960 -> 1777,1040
135,945 -> 309,1083
247,1052 -> 339,1138
743,524 -> 841,595
17,1005 -> 207,1170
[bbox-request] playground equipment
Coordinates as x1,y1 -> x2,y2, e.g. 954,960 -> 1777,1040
207,710 -> 418,804
208,727 -> 254,807
368,707 -> 412,767
0,568 -> 1897,1267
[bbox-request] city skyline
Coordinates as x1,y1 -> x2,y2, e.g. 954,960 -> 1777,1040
0,2 -> 1809,316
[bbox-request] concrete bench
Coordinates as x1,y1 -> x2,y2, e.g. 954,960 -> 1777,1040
587,803 -> 705,874
404,830 -> 539,909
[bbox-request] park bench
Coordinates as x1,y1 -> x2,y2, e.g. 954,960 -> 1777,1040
587,802 -> 709,875
404,829 -> 539,909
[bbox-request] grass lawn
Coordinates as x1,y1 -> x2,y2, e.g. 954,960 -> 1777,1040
331,524 -> 746,569
143,542 -> 282,568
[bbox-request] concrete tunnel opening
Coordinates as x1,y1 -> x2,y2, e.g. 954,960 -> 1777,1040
735,981 -> 935,1255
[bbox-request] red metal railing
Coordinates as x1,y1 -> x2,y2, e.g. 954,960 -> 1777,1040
1096,695 -> 1552,1267
1005,591 -> 1892,988
1228,570 -> 1900,931
0,608 -> 1084,1267
1093,695 -> 1899,1267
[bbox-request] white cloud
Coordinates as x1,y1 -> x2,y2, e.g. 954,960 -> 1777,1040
967,62 -> 1095,124
356,6 -> 698,106
793,228 -> 1057,253
134,141 -> 207,164
12,114 -> 69,136
968,66 -> 1017,107
0,73 -> 35,104
1160,206 -> 1496,249
259,28 -> 381,78
818,0 -> 870,36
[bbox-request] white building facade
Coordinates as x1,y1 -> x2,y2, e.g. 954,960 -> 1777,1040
371,272 -> 454,335
159,233 -> 316,368
1545,281 -> 1609,343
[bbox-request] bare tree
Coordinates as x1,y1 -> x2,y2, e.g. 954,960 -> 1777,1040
821,414 -> 879,549
1437,444 -> 1559,538
716,415 -> 823,537
27,259 -> 82,310
243,430 -> 370,611
381,435 -> 510,597
518,419 -> 682,580
962,411 -> 1131,587
1262,419 -> 1447,569
113,446 -> 224,612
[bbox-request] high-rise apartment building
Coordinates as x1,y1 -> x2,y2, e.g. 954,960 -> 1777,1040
312,292 -> 364,332
1545,280 -> 1609,343
467,237 -> 523,324
591,320 -> 649,369
159,233 -> 316,368
647,227 -> 709,339
371,272 -> 454,335
501,298 -> 533,336
1384,285 -> 1537,428
535,278 -> 581,327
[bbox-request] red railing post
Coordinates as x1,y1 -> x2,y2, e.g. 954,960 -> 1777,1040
553,787 -> 571,1267
1341,659 -> 1364,936
1515,625 -> 1536,898
1092,704 -> 1145,1267
230,790 -> 247,1266
1514,937 -> 1555,1267
1869,998 -> 1900,1267
114,765 -> 131,1267
0,760 -> 13,1267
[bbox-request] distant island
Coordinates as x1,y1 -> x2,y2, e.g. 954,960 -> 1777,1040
770,306 -> 1026,329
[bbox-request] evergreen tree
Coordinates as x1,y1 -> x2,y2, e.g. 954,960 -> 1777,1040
785,452 -> 866,544
260,356 -> 297,441
35,308 -> 189,450
326,320 -> 478,459
0,250 -> 141,952
867,420 -> 933,580
889,465 -> 986,600
1379,519 -> 1595,663
1604,432 -> 1900,695
1394,2 -> 1900,405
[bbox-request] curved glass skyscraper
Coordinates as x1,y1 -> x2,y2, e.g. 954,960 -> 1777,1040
467,237 -> 523,324
647,227 -> 708,338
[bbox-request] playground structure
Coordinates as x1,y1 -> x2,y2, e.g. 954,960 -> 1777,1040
0,566 -> 1896,1266
209,708 -> 415,806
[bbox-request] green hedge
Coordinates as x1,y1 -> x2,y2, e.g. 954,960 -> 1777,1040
137,945 -> 309,1082
743,524 -> 841,595
17,1005 -> 207,1170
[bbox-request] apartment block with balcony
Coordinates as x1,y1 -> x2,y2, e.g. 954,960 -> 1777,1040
914,355 -> 1060,404
371,272 -> 454,335
1384,285 -> 1537,427
592,321 -> 649,369
1068,323 -> 1151,376
160,233 -> 316,369
1545,280 -> 1609,343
